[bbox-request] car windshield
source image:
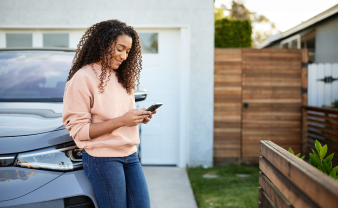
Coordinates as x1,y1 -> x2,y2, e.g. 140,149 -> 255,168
0,51 -> 75,102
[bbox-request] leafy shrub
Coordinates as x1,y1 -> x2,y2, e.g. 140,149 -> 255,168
288,148 -> 305,159
290,140 -> 338,180
289,140 -> 338,180
215,18 -> 252,48
309,140 -> 338,179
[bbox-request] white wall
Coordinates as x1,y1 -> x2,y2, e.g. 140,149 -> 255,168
308,63 -> 338,107
0,0 -> 214,167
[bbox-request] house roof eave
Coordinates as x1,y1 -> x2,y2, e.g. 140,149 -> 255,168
256,4 -> 338,48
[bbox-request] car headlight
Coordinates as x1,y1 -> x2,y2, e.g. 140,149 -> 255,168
14,142 -> 82,171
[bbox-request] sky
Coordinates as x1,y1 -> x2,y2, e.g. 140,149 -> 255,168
214,0 -> 338,33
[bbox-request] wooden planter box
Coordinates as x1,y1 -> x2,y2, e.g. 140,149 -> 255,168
258,140 -> 338,208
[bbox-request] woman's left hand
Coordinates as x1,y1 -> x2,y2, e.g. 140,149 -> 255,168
140,107 -> 157,124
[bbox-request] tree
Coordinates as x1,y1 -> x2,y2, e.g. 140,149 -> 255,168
215,18 -> 252,48
215,0 -> 280,46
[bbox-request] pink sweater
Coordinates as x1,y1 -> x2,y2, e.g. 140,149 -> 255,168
62,63 -> 139,157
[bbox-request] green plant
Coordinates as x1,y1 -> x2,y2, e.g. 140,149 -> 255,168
215,18 -> 252,48
309,140 -> 338,180
288,148 -> 305,159
288,140 -> 338,180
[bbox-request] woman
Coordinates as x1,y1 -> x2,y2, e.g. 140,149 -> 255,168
62,19 -> 155,208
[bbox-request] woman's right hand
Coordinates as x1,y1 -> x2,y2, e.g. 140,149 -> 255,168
121,109 -> 152,127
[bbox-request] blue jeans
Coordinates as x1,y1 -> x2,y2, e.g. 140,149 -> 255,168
82,149 -> 150,208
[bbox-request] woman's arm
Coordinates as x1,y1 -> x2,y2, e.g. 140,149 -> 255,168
89,109 -> 151,139
63,77 -> 152,141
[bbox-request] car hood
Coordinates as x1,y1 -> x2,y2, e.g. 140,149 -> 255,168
0,102 -> 65,137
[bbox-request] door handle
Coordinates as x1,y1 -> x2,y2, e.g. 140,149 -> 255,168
243,103 -> 248,108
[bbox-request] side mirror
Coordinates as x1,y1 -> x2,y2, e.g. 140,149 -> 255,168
134,88 -> 147,102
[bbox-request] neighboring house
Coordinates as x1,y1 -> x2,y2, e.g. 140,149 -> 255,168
257,4 -> 338,63
258,4 -> 338,108
0,0 -> 214,168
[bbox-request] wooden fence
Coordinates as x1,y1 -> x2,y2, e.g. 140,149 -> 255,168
214,48 -> 308,165
302,106 -> 338,165
259,140 -> 338,208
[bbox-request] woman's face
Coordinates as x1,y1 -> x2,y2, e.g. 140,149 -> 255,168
108,34 -> 132,70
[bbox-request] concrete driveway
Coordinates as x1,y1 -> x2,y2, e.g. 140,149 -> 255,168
143,166 -> 198,208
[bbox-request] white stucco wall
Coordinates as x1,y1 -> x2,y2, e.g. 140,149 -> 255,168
0,0 -> 214,167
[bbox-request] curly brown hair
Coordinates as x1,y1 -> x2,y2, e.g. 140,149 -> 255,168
67,19 -> 142,94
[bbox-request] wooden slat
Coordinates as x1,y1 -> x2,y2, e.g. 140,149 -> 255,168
243,135 -> 300,144
243,144 -> 301,158
213,157 -> 240,166
308,124 -> 338,136
214,48 -> 242,62
260,140 -> 338,208
259,172 -> 294,208
304,106 -> 338,114
259,156 -> 319,208
307,130 -> 338,143
213,150 -> 240,157
243,120 -> 300,128
259,187 -> 277,208
243,66 -> 300,72
307,137 -> 338,151
242,99 -> 301,103
307,135 -> 338,145
307,113 -> 338,122
307,118 -> 338,128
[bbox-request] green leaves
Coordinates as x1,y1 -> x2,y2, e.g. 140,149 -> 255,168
312,148 -> 320,159
330,168 -> 336,179
215,18 -> 252,48
288,147 -> 304,160
320,145 -> 328,160
315,140 -> 322,155
310,153 -> 320,166
324,153 -> 334,164
288,148 -> 294,154
298,140 -> 338,180
322,160 -> 331,175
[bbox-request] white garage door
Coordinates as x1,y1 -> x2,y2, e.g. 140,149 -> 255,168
136,28 -> 180,165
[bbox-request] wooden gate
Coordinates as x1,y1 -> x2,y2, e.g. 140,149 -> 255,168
214,48 -> 308,165
308,63 -> 338,107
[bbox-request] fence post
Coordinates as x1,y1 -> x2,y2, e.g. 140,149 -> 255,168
301,107 -> 308,155
301,49 -> 308,155
301,49 -> 308,106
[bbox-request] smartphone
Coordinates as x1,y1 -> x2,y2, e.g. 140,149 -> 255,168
146,103 -> 162,112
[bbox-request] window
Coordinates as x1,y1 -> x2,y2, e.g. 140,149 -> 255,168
302,38 -> 316,63
290,39 -> 297,49
139,33 -> 158,53
43,33 -> 69,48
282,43 -> 288,49
6,34 -> 33,47
280,34 -> 300,49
